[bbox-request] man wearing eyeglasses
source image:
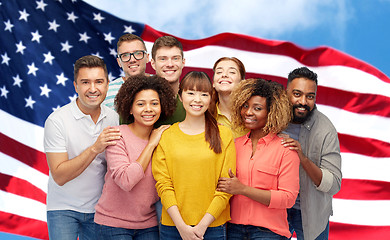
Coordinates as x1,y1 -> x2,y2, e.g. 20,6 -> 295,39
103,34 -> 150,110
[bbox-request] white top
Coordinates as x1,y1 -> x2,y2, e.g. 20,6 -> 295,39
44,100 -> 119,213
102,76 -> 124,110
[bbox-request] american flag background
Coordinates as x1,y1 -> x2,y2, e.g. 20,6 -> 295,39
1,0 -> 390,239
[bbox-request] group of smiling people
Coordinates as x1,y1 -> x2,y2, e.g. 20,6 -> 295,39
98,56 -> 299,240
45,34 -> 341,240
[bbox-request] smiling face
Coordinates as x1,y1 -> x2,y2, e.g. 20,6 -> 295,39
74,67 -> 108,114
117,40 -> 149,78
240,95 -> 269,131
151,46 -> 185,85
286,77 -> 317,123
213,60 -> 242,94
180,89 -> 211,118
131,89 -> 161,127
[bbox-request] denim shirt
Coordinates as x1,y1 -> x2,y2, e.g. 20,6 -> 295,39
296,108 -> 342,240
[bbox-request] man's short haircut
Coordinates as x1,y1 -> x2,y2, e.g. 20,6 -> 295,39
287,67 -> 318,86
151,36 -> 184,60
117,33 -> 147,52
74,55 -> 108,82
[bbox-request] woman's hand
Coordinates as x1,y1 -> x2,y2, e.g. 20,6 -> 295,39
137,125 -> 170,172
148,125 -> 170,148
217,169 -> 245,195
192,213 -> 215,239
176,224 -> 203,240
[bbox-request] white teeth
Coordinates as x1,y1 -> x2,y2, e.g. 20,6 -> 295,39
88,95 -> 98,98
142,115 -> 154,119
244,118 -> 255,123
191,105 -> 202,110
297,107 -> 306,111
129,65 -> 138,69
219,80 -> 231,84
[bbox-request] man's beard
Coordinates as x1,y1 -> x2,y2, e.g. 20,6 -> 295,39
292,104 -> 313,124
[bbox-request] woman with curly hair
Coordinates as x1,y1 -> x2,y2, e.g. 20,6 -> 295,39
217,78 -> 300,239
211,57 -> 248,138
94,74 -> 176,240
152,71 -> 236,240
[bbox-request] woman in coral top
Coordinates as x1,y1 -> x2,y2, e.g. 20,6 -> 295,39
94,75 -> 176,240
217,78 -> 300,239
152,71 -> 236,240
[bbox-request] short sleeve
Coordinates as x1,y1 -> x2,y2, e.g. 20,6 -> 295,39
44,117 -> 67,153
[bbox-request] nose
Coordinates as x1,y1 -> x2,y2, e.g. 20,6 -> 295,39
145,103 -> 152,111
298,96 -> 307,106
166,58 -> 174,67
129,54 -> 137,63
194,93 -> 201,102
90,82 -> 97,92
222,71 -> 228,78
244,107 -> 253,116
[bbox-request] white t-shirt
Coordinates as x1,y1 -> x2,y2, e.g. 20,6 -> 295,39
44,100 -> 119,213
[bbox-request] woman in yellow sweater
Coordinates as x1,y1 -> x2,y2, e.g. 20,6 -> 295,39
152,71 -> 236,240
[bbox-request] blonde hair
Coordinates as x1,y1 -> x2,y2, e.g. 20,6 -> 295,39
230,78 -> 292,135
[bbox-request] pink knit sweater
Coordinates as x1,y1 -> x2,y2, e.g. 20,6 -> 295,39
94,125 -> 159,229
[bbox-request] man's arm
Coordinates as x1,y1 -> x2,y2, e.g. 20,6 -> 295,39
299,154 -> 323,187
47,126 -> 121,186
281,138 -> 323,187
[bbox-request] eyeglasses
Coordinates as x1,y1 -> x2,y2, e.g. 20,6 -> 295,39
118,50 -> 147,62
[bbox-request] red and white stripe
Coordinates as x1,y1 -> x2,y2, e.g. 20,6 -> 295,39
1,110 -> 48,238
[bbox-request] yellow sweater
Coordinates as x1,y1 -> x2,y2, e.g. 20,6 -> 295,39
152,123 -> 236,227
216,104 -> 248,139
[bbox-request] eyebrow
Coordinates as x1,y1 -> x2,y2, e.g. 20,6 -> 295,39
120,50 -> 145,54
157,54 -> 181,58
253,103 -> 265,107
244,101 -> 264,106
135,98 -> 159,102
79,78 -> 105,81
292,89 -> 316,95
216,66 -> 238,71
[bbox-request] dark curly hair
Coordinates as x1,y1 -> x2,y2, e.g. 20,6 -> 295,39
114,74 -> 176,125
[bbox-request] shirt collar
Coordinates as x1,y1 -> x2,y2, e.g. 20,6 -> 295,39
70,99 -> 85,120
70,99 -> 106,122
216,103 -> 224,117
242,131 -> 277,145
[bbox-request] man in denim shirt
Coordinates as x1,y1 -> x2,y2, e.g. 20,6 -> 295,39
281,67 -> 342,240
